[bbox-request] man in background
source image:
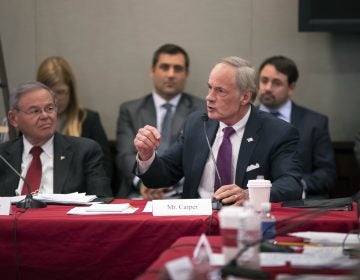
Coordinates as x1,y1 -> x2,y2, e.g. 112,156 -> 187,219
0,81 -> 112,197
257,55 -> 336,199
115,43 -> 204,199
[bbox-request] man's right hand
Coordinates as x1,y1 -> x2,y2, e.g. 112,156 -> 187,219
140,184 -> 169,200
134,125 -> 161,161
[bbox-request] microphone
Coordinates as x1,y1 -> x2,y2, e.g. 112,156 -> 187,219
202,113 -> 222,210
0,153 -> 46,209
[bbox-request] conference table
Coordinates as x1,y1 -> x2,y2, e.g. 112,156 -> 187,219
138,235 -> 358,280
0,200 -> 358,280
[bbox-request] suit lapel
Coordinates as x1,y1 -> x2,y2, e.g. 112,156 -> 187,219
5,138 -> 23,172
235,107 -> 261,186
139,95 -> 157,127
191,119 -> 218,195
53,133 -> 73,193
171,95 -> 193,141
290,102 -> 302,126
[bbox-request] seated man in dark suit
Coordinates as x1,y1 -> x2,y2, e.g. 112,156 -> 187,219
133,56 -> 303,206
257,55 -> 336,199
116,43 -> 204,199
0,81 -> 112,197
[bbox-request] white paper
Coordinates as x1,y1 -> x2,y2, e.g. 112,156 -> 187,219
67,206 -> 138,215
152,198 -> 212,216
260,246 -> 358,269
143,201 -> 153,212
289,231 -> 360,246
165,256 -> 193,280
35,192 -> 97,205
85,203 -> 130,212
0,197 -> 11,215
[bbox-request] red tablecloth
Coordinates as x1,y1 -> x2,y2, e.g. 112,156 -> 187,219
0,200 -> 357,280
0,199 -> 218,280
138,236 -> 356,280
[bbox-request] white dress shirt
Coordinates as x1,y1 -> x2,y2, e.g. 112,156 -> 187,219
198,107 -> 251,198
137,106 -> 252,198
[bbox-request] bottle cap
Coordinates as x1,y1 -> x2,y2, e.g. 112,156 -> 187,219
261,202 -> 271,212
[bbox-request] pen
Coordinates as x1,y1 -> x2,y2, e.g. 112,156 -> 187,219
275,241 -> 322,247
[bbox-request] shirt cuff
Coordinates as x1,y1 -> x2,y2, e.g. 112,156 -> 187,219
135,152 -> 155,175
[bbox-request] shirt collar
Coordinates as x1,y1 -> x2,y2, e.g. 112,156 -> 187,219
22,136 -> 54,158
259,99 -> 292,123
152,91 -> 182,110
218,106 -> 251,134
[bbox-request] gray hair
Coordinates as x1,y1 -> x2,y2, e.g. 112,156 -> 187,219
218,56 -> 258,101
10,81 -> 55,110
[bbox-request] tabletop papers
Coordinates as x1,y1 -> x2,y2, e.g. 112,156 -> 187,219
10,192 -> 97,205
67,203 -> 138,215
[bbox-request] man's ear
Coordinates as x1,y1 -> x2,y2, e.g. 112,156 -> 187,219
7,111 -> 18,128
240,90 -> 252,105
288,82 -> 296,97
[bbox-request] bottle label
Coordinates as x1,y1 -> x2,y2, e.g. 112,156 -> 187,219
261,220 -> 276,240
221,228 -> 237,247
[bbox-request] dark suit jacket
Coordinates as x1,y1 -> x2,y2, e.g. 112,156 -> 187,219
116,93 -> 205,198
0,133 -> 112,197
139,106 -> 303,202
81,109 -> 112,177
291,102 -> 336,198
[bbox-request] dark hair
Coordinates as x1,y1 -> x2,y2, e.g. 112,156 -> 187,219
258,56 -> 299,85
152,43 -> 189,70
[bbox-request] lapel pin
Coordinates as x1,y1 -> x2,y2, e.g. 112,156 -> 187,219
247,137 -> 254,143
60,156 -> 66,160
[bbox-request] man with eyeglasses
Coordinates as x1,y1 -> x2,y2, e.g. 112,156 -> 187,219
0,81 -> 112,197
134,56 -> 303,206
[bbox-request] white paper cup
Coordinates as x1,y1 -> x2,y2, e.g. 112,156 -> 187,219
218,206 -> 243,263
247,179 -> 272,212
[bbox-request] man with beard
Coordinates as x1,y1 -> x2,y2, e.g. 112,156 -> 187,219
258,55 -> 336,199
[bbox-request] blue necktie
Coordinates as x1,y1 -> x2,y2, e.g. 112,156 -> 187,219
158,103 -> 173,155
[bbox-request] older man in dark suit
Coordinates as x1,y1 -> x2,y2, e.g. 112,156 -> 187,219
258,55 -> 336,199
133,56 -> 303,206
0,81 -> 112,197
115,44 -> 204,199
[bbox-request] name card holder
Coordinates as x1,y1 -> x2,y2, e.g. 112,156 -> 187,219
152,198 -> 212,216
0,197 -> 11,215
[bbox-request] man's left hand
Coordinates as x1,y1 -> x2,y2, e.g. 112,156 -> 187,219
214,184 -> 249,206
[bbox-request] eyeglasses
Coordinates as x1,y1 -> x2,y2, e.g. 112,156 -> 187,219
15,104 -> 57,117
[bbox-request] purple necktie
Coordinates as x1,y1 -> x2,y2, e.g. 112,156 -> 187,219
22,146 -> 43,195
214,127 -> 235,191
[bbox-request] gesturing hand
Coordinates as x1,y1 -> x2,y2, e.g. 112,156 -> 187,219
134,125 -> 161,161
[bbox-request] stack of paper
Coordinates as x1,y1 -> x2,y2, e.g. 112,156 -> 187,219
67,203 -> 138,215
35,193 -> 97,205
10,192 -> 97,205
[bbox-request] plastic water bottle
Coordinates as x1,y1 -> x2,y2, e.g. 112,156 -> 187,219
237,201 -> 261,269
260,202 -> 277,243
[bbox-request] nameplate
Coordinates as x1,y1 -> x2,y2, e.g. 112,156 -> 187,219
152,199 -> 212,216
0,197 -> 11,216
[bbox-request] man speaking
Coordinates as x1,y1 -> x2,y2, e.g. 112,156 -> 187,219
134,56 -> 303,206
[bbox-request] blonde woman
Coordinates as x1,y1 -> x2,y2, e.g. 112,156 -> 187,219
37,56 -> 112,178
